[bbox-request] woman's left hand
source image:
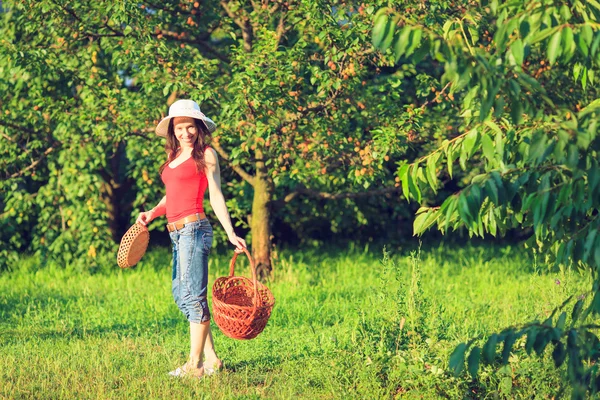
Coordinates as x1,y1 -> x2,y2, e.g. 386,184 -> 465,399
228,233 -> 247,253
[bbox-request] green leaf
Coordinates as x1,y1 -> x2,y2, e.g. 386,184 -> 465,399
490,0 -> 498,14
394,26 -> 412,62
491,172 -> 506,204
533,192 -> 549,228
482,334 -> 498,364
510,97 -> 523,125
380,16 -> 398,51
487,207 -> 497,237
446,143 -> 454,178
530,26 -> 561,45
582,24 -> 593,46
449,343 -> 467,376
547,31 -> 562,64
413,208 -> 438,235
408,167 -> 422,203
444,195 -> 458,232
510,39 -> 524,65
481,133 -> 495,164
405,28 -> 423,58
426,154 -> 438,192
458,191 -> 473,224
589,161 -> 600,193
519,20 -> 530,39
467,346 -> 481,379
163,82 -> 172,96
508,79 -> 521,97
560,4 -> 572,20
576,32 -> 589,57
398,163 -> 410,200
591,32 -> 600,56
463,128 -> 478,158
412,36 -> 430,63
468,184 -> 482,215
372,14 -> 389,48
561,27 -> 575,62
485,178 -> 499,205
493,95 -> 505,118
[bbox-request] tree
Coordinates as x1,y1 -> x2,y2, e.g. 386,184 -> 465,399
2,1 -> 422,276
373,0 -> 600,397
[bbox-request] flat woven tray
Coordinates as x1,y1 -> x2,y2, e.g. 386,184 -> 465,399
117,223 -> 149,268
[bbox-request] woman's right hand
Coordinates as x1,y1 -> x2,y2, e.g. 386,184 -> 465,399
136,210 -> 154,226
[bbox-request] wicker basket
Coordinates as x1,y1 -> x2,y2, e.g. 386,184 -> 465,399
212,248 -> 275,340
117,223 -> 149,268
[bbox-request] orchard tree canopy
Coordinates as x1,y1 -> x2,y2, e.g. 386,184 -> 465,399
1,0 -> 424,275
373,1 -> 600,397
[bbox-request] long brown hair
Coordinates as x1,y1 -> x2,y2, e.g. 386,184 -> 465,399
158,118 -> 212,175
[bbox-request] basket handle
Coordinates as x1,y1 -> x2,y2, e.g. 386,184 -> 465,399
228,247 -> 259,313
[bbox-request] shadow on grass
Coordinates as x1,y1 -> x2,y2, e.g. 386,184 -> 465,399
0,314 -> 183,345
223,349 -> 319,374
0,289 -> 183,345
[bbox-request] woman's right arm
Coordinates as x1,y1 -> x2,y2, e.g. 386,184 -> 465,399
136,195 -> 166,226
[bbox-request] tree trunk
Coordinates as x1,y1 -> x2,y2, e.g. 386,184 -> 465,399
251,149 -> 274,280
101,177 -> 133,243
99,141 -> 134,243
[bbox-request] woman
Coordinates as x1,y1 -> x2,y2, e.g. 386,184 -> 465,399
136,99 -> 246,378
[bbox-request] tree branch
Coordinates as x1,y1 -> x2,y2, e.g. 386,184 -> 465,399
274,87 -> 343,135
274,9 -> 290,49
155,30 -> 230,64
50,1 -> 124,39
0,120 -> 38,135
220,1 -> 253,52
127,128 -> 154,141
1,132 -> 29,154
270,184 -> 402,208
211,139 -> 256,186
6,146 -> 58,179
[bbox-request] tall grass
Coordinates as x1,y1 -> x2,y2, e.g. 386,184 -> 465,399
0,243 -> 589,399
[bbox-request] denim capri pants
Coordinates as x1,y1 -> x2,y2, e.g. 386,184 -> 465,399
168,218 -> 213,324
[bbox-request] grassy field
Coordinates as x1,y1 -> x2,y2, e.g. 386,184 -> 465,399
0,242 -> 590,399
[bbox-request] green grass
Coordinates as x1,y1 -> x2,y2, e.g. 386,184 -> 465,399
0,243 -> 590,399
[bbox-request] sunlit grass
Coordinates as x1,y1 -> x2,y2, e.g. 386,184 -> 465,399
0,243 -> 589,399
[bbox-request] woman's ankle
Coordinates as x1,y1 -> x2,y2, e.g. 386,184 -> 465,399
204,355 -> 221,367
188,357 -> 203,369
204,349 -> 218,361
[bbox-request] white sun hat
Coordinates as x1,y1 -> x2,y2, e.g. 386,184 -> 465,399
155,99 -> 217,137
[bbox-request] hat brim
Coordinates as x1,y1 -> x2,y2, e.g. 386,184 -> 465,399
155,112 -> 216,137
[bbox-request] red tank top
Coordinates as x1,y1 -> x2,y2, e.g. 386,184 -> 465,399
160,150 -> 209,223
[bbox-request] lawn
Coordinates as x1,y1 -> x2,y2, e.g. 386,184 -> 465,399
0,242 -> 589,399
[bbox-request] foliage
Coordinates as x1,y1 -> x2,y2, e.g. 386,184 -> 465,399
0,244 -> 589,398
0,0 -> 429,272
372,0 -> 600,397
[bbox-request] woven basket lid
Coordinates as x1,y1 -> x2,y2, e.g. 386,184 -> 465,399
117,223 -> 149,268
